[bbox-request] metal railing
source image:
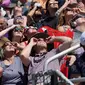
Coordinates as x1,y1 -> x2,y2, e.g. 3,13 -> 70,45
44,44 -> 80,72
44,44 -> 80,85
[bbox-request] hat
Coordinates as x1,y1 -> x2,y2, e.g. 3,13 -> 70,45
28,32 -> 50,43
32,32 -> 49,39
0,37 -> 10,47
80,32 -> 85,45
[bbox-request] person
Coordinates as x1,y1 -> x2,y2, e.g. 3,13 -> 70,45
27,0 -> 70,29
0,24 -> 18,38
13,6 -> 27,27
20,32 -> 72,84
68,32 -> 85,85
0,41 -> 25,85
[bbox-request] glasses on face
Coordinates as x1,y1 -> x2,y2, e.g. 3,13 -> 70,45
14,29 -> 24,32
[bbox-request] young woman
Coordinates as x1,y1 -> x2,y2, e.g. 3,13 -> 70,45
0,41 -> 25,85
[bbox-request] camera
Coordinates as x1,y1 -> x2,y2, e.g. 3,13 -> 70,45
34,3 -> 42,9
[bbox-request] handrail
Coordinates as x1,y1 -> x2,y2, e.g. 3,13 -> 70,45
55,70 -> 74,85
44,44 -> 80,85
70,77 -> 85,83
44,44 -> 80,72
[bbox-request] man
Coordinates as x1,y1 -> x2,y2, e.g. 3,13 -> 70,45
69,32 -> 85,85
20,32 -> 73,84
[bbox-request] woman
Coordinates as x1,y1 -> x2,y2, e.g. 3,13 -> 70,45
0,41 -> 25,85
27,0 -> 71,29
27,0 -> 59,28
14,6 -> 27,27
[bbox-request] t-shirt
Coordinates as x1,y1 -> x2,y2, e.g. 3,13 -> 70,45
28,49 -> 60,84
0,57 -> 24,85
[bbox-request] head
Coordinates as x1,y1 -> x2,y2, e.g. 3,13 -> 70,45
12,28 -> 24,42
48,0 -> 58,9
1,41 -> 17,59
30,33 -> 54,55
47,0 -> 58,16
80,32 -> 85,49
0,16 -> 7,31
14,6 -> 22,16
2,41 -> 16,53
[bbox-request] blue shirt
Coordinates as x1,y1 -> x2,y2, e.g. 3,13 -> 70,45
0,57 -> 24,85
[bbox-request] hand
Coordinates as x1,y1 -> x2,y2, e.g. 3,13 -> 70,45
12,42 -> 20,47
30,37 -> 37,46
67,55 -> 76,66
78,8 -> 85,13
64,0 -> 71,6
46,36 -> 55,43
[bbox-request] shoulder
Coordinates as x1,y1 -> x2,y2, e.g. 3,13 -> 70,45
14,56 -> 21,62
47,48 -> 60,55
74,47 -> 84,55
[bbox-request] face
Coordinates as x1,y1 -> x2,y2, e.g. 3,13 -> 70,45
14,6 -> 22,16
4,42 -> 16,52
49,0 -> 58,8
13,29 -> 23,37
0,18 -> 6,31
36,38 -> 47,48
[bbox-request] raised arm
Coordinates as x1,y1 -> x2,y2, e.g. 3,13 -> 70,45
0,25 -> 18,37
47,36 -> 72,51
55,0 -> 70,15
20,37 -> 37,66
27,6 -> 37,17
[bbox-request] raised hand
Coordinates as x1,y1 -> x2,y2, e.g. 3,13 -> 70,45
30,37 -> 38,46
67,55 -> 76,66
64,0 -> 71,6
46,36 -> 55,43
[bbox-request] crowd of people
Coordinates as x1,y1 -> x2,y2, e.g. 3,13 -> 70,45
0,0 -> 85,85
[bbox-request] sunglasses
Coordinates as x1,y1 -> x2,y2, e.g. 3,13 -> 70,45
14,28 -> 24,32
